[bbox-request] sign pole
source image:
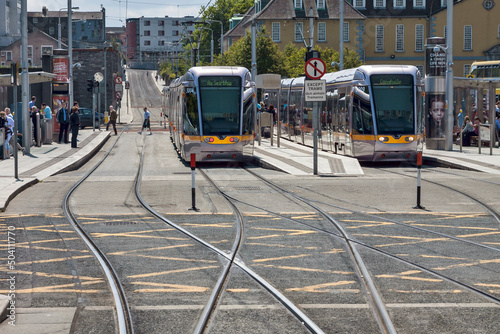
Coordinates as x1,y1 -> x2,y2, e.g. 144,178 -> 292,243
313,101 -> 318,175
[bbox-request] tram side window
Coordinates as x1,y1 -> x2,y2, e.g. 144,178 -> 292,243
183,90 -> 199,135
352,93 -> 373,134
242,92 -> 253,134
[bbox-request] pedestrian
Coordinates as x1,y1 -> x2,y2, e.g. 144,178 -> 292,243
4,108 -> 24,155
69,106 -> 80,148
30,105 -> 40,145
138,107 -> 152,135
0,110 -> 7,158
106,105 -> 118,135
56,101 -> 70,144
29,96 -> 37,110
41,103 -> 52,120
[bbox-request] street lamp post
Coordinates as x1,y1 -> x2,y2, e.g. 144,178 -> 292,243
58,6 -> 79,49
202,27 -> 214,64
206,19 -> 223,62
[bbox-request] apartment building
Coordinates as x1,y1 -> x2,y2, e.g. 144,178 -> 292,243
126,16 -> 198,67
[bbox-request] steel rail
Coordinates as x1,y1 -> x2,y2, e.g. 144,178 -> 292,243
244,168 -> 397,334
63,127 -> 134,334
133,156 -> 324,333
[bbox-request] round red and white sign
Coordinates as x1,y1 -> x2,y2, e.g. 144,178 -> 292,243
115,91 -> 122,100
305,58 -> 326,80
114,76 -> 123,84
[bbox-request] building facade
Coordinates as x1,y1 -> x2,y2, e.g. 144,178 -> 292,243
28,9 -> 106,49
226,0 -> 500,77
0,0 -> 21,47
126,16 -> 198,68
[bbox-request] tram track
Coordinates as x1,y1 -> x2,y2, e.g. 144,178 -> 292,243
63,126 -> 135,334
134,139 -> 324,333
196,165 -> 500,332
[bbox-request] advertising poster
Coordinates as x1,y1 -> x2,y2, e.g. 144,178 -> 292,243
52,95 -> 70,133
426,94 -> 446,139
52,56 -> 69,83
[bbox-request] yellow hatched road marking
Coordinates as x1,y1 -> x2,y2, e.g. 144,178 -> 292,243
287,281 -> 358,292
107,244 -> 194,256
127,265 -> 220,279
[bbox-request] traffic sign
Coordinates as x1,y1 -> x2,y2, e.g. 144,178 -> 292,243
305,58 -> 326,80
304,80 -> 326,102
115,91 -> 122,100
114,76 -> 123,84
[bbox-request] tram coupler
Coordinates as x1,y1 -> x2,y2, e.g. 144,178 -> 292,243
188,153 -> 199,211
413,151 -> 425,210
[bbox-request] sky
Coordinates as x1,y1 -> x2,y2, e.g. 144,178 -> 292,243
27,0 -> 208,27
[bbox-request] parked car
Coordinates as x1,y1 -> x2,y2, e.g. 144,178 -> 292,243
78,108 -> 104,129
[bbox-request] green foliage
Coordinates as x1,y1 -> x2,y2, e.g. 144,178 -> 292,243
222,27 -> 285,75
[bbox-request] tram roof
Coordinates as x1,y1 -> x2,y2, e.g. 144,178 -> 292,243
187,66 -> 250,78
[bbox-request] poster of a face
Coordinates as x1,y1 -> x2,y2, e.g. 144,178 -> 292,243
426,94 -> 446,138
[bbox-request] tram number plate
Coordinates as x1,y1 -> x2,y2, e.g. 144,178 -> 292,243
304,80 -> 326,102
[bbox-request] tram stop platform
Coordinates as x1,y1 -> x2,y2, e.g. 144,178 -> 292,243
252,138 -> 364,176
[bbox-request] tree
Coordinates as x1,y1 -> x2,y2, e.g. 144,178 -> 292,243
222,27 -> 285,75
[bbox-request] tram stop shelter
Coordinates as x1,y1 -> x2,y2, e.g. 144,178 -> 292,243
452,77 -> 500,154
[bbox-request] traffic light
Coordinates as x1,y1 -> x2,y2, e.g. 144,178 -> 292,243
87,79 -> 93,92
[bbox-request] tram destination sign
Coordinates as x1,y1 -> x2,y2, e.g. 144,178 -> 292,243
199,76 -> 240,87
304,80 -> 326,102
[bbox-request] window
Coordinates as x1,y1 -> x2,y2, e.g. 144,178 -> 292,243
394,0 -> 405,8
33,18 -> 38,24
144,30 -> 150,36
173,20 -> 179,26
27,46 -> 33,58
49,26 -> 55,35
343,22 -> 349,42
444,25 -> 447,42
41,46 -> 53,56
318,22 -> 326,42
144,20 -> 150,26
159,30 -> 165,36
294,0 -> 302,8
498,25 -> 500,38
172,30 -> 179,36
396,24 -> 404,52
441,0 -> 446,7
463,64 -> 471,77
413,0 -> 425,8
415,24 -> 424,52
6,51 -> 12,61
158,20 -> 164,26
353,0 -> 365,8
374,0 -> 385,9
464,25 -> 472,51
317,0 -> 325,9
376,25 -> 384,52
295,22 -> 303,42
144,40 -> 150,46
158,40 -> 164,46
272,22 -> 280,42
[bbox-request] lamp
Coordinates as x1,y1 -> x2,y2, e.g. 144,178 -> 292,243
58,6 -> 79,49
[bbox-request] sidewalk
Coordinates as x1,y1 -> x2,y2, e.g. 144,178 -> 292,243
0,129 -> 110,212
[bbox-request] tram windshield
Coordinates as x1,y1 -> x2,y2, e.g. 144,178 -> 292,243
371,74 -> 415,134
199,76 -> 241,135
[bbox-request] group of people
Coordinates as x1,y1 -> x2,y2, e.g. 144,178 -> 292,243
55,100 -> 81,148
459,100 -> 500,146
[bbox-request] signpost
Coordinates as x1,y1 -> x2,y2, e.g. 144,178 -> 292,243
304,56 -> 326,175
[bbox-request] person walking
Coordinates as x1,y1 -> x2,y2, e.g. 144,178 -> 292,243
56,101 -> 70,144
69,106 -> 80,148
106,105 -> 118,135
138,107 -> 152,135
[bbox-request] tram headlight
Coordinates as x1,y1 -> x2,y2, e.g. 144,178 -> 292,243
405,136 -> 415,142
378,136 -> 389,142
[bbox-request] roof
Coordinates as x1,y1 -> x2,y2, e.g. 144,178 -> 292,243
225,0 -> 364,38
28,11 -> 104,20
